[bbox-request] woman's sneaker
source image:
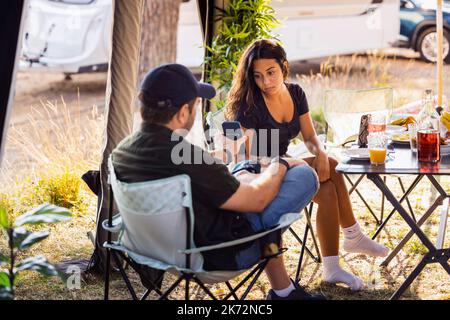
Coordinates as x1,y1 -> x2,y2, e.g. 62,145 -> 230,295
266,281 -> 326,300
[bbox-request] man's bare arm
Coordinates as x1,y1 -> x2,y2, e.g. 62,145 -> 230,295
220,162 -> 287,213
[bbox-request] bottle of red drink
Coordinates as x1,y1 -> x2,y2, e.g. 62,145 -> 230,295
417,90 -> 440,163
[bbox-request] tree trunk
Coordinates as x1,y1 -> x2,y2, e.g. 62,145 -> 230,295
138,0 -> 182,82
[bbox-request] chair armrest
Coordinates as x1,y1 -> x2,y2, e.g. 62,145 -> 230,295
180,212 -> 300,254
102,214 -> 123,233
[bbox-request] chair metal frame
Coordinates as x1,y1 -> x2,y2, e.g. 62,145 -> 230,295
103,176 -> 300,300
291,202 -> 321,283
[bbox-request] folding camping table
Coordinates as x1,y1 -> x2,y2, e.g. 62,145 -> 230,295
336,146 -> 450,300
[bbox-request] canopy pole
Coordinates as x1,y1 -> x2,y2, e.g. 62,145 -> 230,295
94,0 -> 145,266
437,0 -> 444,107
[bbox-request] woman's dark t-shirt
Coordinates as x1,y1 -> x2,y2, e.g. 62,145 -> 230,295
235,83 -> 309,157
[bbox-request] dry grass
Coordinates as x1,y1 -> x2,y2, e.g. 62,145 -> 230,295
0,97 -> 102,299
295,51 -> 450,111
1,52 -> 450,300
0,95 -> 103,213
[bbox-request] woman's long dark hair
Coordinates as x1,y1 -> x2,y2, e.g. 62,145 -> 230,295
225,39 -> 289,120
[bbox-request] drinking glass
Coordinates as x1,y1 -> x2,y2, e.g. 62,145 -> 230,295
408,123 -> 418,153
417,129 -> 440,163
368,113 -> 387,133
368,133 -> 387,165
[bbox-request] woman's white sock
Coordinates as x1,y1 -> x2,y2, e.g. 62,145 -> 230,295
322,255 -> 364,291
343,222 -> 389,257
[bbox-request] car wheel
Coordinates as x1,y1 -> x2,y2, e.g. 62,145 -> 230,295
416,27 -> 450,63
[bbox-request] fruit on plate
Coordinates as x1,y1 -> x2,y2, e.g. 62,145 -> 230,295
392,133 -> 410,142
440,111 -> 450,131
390,116 -> 416,128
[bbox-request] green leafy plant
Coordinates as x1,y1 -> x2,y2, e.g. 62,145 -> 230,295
310,107 -> 327,135
0,203 -> 72,300
205,0 -> 280,109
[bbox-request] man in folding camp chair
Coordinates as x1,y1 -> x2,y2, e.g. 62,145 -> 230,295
110,63 -> 326,300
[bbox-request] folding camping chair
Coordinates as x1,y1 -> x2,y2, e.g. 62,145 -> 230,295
103,157 -> 303,300
324,87 -> 417,235
206,109 -> 321,283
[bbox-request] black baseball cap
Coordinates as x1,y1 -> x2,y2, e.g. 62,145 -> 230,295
140,63 -> 216,109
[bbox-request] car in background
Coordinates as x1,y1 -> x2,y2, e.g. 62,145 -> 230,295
20,0 -> 112,77
20,0 -> 400,76
398,0 -> 450,63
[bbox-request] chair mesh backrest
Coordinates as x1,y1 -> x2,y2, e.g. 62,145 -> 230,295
324,87 -> 393,145
108,158 -> 204,271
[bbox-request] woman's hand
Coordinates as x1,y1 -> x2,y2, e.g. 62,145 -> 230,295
213,133 -> 247,159
312,150 -> 330,182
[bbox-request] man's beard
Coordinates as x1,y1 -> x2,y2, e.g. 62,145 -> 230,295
183,111 -> 196,131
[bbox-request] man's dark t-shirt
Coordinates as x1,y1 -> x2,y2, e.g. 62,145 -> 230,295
111,123 -> 255,270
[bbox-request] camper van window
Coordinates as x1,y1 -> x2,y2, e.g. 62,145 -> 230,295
49,0 -> 95,4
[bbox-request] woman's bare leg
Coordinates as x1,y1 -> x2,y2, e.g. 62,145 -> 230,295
304,156 -> 389,259
300,158 -> 341,257
313,180 -> 340,256
302,156 -> 356,228
302,157 -> 364,290
328,157 -> 357,228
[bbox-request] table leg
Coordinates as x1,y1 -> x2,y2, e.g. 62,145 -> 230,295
398,176 -> 416,221
347,174 -> 365,195
427,175 -> 448,198
436,198 -> 449,250
367,174 -> 443,299
381,176 -> 387,224
390,254 -> 428,300
372,175 -> 423,240
425,175 -> 450,250
345,174 -> 380,225
368,174 -> 438,249
381,194 -> 444,267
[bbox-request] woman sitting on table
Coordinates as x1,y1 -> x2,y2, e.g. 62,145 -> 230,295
225,39 -> 389,291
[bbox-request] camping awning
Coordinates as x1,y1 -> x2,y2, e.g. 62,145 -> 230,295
0,0 -> 27,165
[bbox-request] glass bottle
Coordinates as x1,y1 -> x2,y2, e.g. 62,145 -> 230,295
417,89 -> 440,162
418,90 -> 440,129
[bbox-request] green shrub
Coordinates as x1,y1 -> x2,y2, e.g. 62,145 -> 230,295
37,171 -> 83,210
6,170 -> 88,219
310,107 -> 327,135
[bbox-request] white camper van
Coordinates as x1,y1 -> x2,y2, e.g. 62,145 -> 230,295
20,0 -> 400,75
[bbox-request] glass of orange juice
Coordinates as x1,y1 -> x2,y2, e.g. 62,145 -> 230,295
368,133 -> 387,165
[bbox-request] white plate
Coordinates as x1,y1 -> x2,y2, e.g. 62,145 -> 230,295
391,132 -> 411,145
386,125 -> 407,134
343,148 -> 370,160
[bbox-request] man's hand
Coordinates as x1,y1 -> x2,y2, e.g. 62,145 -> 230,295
233,170 -> 259,183
282,157 -> 308,168
311,150 -> 330,182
